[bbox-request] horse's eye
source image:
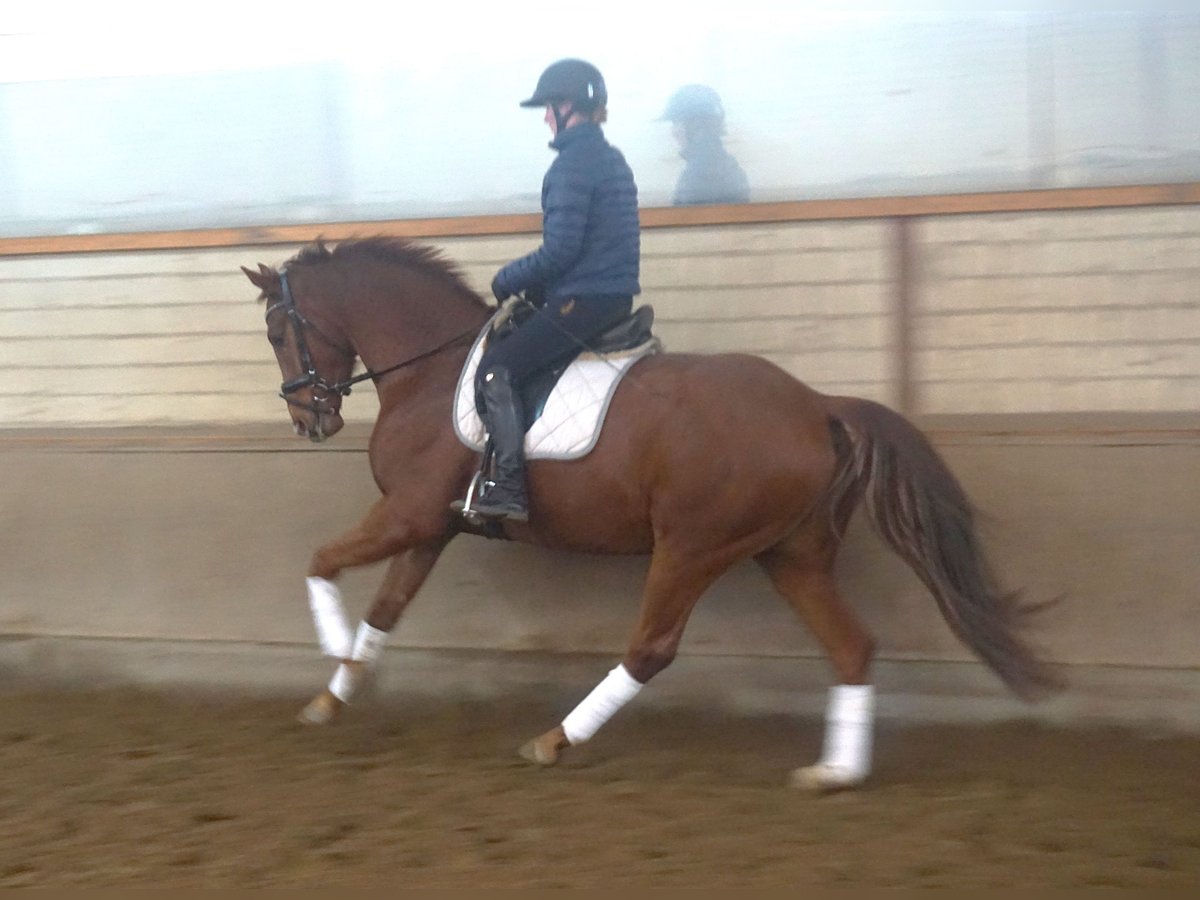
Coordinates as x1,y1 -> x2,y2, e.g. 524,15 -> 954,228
268,333 -> 285,348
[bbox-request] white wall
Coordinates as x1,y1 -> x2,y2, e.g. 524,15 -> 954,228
2,7 -> 1198,236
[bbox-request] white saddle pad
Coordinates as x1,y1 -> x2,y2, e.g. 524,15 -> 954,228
453,316 -> 660,461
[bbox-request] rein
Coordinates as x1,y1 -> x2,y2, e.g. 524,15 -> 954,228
266,268 -> 476,414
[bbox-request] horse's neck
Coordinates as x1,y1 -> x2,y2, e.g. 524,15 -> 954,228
342,268 -> 487,398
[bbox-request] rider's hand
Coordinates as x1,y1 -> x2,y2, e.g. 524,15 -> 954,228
491,276 -> 511,303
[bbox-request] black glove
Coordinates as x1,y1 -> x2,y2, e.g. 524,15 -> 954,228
524,283 -> 546,308
491,275 -> 511,303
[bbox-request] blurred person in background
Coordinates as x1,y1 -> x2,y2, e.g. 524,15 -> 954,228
660,84 -> 750,206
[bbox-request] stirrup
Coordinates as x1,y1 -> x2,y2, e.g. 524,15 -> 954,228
470,496 -> 529,524
451,470 -> 493,528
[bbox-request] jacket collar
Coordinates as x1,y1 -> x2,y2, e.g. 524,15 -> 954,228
551,121 -> 603,152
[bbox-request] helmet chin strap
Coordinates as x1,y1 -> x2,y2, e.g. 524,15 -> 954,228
551,101 -> 575,136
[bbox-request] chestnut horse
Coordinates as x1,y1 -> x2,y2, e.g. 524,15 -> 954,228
243,236 -> 1059,790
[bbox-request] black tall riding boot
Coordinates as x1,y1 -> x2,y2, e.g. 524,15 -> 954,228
472,367 -> 529,523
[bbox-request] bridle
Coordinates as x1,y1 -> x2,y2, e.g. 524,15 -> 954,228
264,267 -> 476,418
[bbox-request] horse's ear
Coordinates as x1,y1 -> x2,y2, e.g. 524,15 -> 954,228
241,263 -> 278,291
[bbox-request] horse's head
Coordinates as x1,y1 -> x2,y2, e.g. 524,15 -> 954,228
242,262 -> 356,442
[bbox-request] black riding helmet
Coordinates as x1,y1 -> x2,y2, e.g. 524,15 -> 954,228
520,59 -> 607,134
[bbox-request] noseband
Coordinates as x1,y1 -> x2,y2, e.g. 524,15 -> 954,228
264,267 -> 477,418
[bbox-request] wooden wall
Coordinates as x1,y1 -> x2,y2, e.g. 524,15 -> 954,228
2,194 -> 1197,427
1,188 -> 1197,726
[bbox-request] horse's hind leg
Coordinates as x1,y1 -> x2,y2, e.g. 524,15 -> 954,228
519,546 -> 728,766
756,540 -> 877,791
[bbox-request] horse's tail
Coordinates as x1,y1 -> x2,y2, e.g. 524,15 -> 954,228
826,397 -> 1063,701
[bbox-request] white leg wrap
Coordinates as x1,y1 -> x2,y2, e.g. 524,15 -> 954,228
818,684 -> 875,781
328,622 -> 389,704
561,664 -> 643,745
351,621 -> 388,665
328,663 -> 356,703
306,576 -> 353,658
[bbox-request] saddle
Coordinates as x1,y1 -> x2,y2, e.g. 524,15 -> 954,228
476,301 -> 656,428
453,302 -> 659,534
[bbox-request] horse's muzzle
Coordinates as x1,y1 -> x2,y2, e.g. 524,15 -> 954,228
297,421 -> 326,443
296,415 -> 339,443
280,391 -> 344,443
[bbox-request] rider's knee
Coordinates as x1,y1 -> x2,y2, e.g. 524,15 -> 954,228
482,364 -> 510,381
479,363 -> 516,388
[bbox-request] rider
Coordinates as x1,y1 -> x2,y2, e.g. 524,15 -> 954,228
659,84 -> 750,206
467,58 -> 641,523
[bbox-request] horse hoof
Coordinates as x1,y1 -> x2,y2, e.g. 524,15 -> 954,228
790,763 -> 866,793
518,727 -> 567,766
297,691 -> 343,726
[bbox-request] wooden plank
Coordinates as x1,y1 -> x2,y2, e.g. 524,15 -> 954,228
0,215 -> 544,257
647,284 -> 888,320
0,334 -> 272,366
0,364 -> 280,395
921,271 -> 1200,311
921,204 -> 1200,242
0,248 -> 305,280
4,183 -> 1197,258
655,318 -> 888,354
641,220 -> 888,254
642,250 -> 889,289
0,304 -> 262,338
920,308 -> 1200,346
922,377 -> 1200,415
925,233 -> 1200,279
0,274 -> 272,310
3,413 -> 1195,452
0,392 -> 381,427
758,350 -> 891,385
918,344 -> 1200,381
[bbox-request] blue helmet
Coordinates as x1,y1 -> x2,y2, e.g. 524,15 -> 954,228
660,84 -> 725,122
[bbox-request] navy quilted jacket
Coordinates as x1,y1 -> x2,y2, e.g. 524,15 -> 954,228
494,122 -> 640,302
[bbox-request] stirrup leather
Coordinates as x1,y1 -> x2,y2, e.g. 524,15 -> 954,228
452,445 -> 495,528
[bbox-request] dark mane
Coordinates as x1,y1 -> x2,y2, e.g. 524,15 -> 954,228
288,236 -> 486,307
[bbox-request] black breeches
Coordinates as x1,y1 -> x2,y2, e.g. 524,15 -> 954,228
479,294 -> 633,383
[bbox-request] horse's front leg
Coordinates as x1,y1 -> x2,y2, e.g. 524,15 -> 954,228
300,541 -> 448,724
298,498 -> 450,724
